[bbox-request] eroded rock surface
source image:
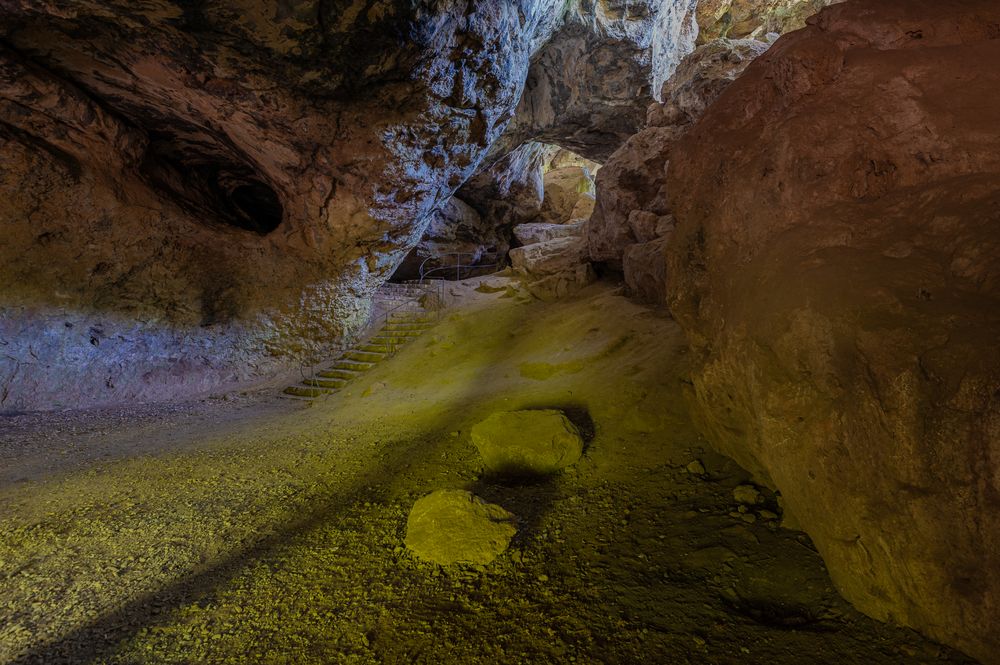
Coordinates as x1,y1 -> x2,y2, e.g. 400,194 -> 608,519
665,2 -> 1000,659
405,489 -> 517,566
510,238 -> 595,302
587,37 -> 768,284
495,0 -> 698,162
391,197 -> 498,282
696,0 -> 843,43
537,166 -> 596,226
0,2 -> 614,411
471,410 -> 584,477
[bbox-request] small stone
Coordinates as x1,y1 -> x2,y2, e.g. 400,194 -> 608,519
686,460 -> 706,475
741,513 -> 757,524
758,510 -> 779,521
733,484 -> 762,505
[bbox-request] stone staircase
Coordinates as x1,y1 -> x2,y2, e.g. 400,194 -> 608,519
282,286 -> 438,399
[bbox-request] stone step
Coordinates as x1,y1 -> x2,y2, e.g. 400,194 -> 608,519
384,317 -> 431,327
331,359 -> 375,372
383,323 -> 432,332
358,343 -> 393,354
303,377 -> 347,389
375,329 -> 423,338
283,386 -> 332,398
344,350 -> 385,363
317,368 -> 360,381
389,310 -> 434,323
369,336 -> 412,347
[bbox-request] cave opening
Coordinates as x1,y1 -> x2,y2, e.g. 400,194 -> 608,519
139,131 -> 284,236
226,181 -> 284,235
389,143 -> 601,284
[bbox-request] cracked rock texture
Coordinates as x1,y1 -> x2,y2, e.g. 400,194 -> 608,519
587,37 -> 767,285
665,1 -> 1000,660
536,166 -> 596,226
696,0 -> 842,43
494,0 -> 699,162
0,0 -> 692,412
390,197 -> 498,282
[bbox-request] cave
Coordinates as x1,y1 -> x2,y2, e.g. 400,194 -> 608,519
1,1 -> 998,664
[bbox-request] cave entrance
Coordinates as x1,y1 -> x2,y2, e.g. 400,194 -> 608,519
227,182 -> 284,234
389,144 -> 601,284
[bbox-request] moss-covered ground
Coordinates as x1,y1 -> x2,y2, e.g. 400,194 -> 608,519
0,279 -> 977,664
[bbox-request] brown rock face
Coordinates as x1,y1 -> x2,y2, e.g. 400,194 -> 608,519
665,1 -> 1000,659
0,2 -> 577,411
587,38 -> 766,279
696,0 -> 843,43
496,0 -> 699,162
536,166 -> 596,226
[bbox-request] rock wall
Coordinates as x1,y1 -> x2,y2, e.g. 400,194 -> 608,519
0,1 -> 587,411
495,0 -> 699,162
665,1 -> 1000,660
390,197 -> 498,282
587,37 -> 768,283
696,0 -> 842,43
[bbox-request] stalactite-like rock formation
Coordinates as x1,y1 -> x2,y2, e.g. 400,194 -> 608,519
665,1 -> 1000,659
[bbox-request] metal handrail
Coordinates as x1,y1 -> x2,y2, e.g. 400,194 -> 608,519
294,283 -> 439,390
417,251 -> 501,284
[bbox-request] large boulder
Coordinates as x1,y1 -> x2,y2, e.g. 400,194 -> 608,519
405,490 -> 517,566
665,1 -> 1000,660
509,237 -> 595,301
586,127 -> 677,269
568,194 -> 597,222
624,236 -> 671,304
471,410 -> 585,477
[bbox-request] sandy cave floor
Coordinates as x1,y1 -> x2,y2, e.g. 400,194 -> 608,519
0,278 -> 978,665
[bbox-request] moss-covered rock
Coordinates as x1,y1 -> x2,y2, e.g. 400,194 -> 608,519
471,410 -> 584,477
405,490 -> 517,566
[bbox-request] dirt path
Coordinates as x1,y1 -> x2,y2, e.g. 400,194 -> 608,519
0,279 -> 977,664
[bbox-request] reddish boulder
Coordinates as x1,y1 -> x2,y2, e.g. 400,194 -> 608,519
666,2 -> 1000,659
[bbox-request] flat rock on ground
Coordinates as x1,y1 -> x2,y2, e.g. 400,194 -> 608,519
405,489 -> 517,566
471,409 -> 584,477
